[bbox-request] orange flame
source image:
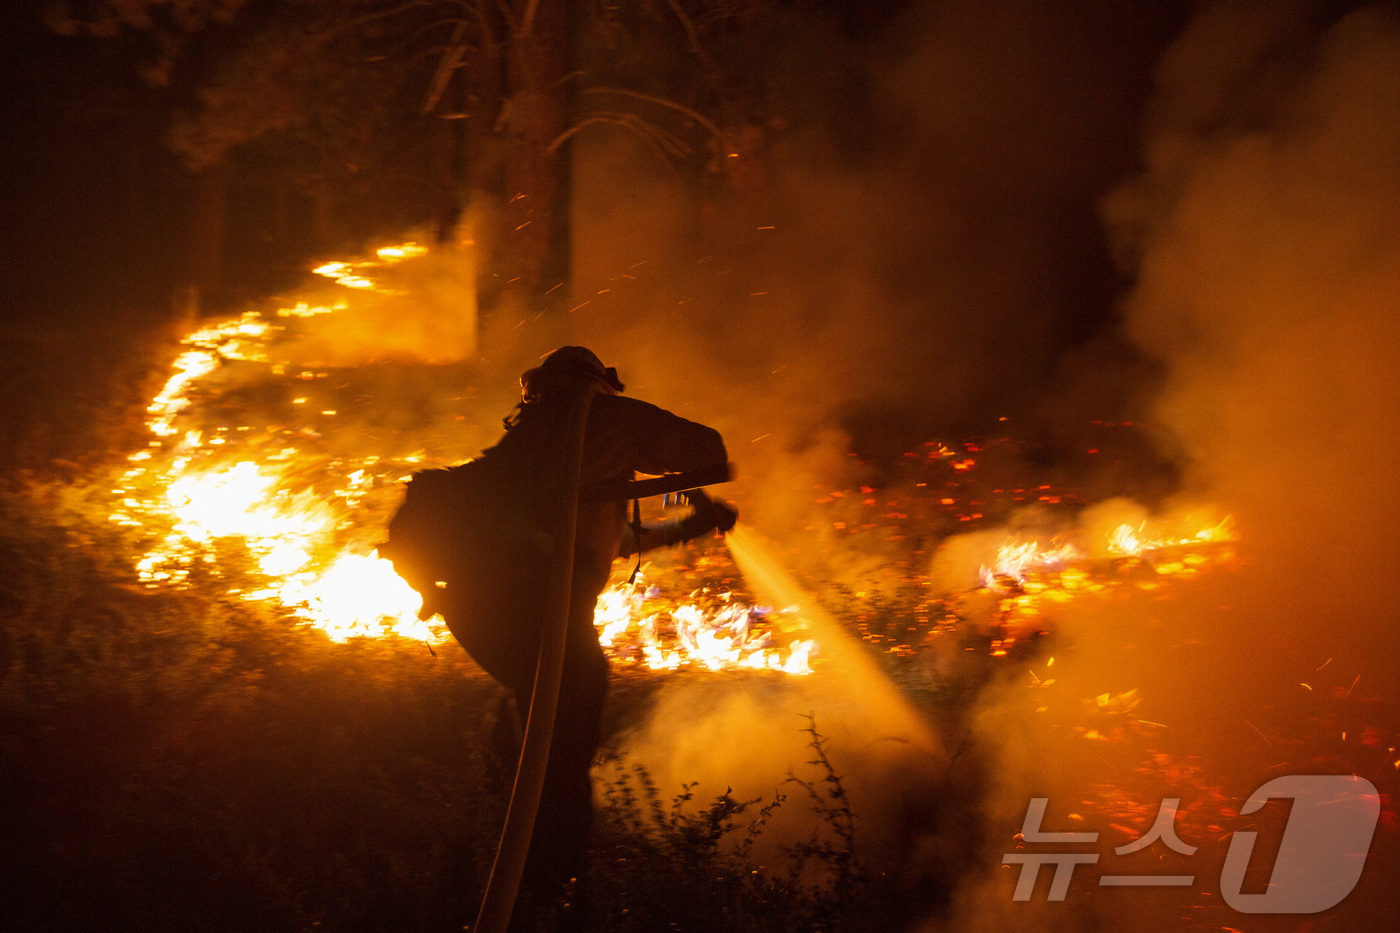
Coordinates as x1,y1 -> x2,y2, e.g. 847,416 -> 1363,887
594,575 -> 814,674
113,242 -> 818,671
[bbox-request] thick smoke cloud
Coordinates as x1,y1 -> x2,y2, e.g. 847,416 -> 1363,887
565,0 -> 1400,922
1107,0 -> 1400,691
930,5 -> 1400,930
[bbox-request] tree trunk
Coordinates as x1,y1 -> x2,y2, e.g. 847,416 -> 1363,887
502,0 -> 574,313
437,68 -> 470,247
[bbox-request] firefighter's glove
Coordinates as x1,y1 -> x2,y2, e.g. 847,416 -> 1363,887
684,488 -> 739,535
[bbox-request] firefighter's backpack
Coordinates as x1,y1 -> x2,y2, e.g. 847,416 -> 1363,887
380,456 -> 551,620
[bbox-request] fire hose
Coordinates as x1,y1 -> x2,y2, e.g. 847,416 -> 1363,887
472,402 -> 734,932
472,383 -> 595,933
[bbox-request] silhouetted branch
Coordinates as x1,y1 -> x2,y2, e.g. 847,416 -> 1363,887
583,86 -> 727,148
518,0 -> 541,37
546,114 -> 687,178
664,0 -> 713,65
422,19 -> 470,113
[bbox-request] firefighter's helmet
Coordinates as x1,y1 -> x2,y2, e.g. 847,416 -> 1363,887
520,346 -> 624,401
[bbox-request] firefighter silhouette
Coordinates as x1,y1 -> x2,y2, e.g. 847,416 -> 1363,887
433,347 -> 735,900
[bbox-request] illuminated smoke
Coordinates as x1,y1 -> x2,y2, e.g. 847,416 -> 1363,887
548,0 -> 1184,548
935,5 -> 1400,931
614,527 -> 944,866
1107,1 -> 1400,690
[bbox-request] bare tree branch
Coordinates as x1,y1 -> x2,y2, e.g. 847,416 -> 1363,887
422,19 -> 471,114
548,111 -> 690,158
663,0 -> 713,65
583,86 -> 728,149
518,0 -> 541,37
475,0 -> 502,59
311,0 -> 435,41
547,114 -> 685,179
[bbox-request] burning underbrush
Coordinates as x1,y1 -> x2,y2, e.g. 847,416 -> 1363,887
95,245 -> 822,673
6,242 -> 1394,931
90,246 -> 1247,685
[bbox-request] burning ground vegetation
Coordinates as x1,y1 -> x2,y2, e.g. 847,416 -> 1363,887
90,242 -> 1238,674
2,247 -> 1395,933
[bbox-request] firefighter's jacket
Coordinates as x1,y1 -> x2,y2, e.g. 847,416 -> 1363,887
480,392 -> 728,622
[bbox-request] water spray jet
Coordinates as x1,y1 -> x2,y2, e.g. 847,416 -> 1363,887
723,525 -> 944,759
